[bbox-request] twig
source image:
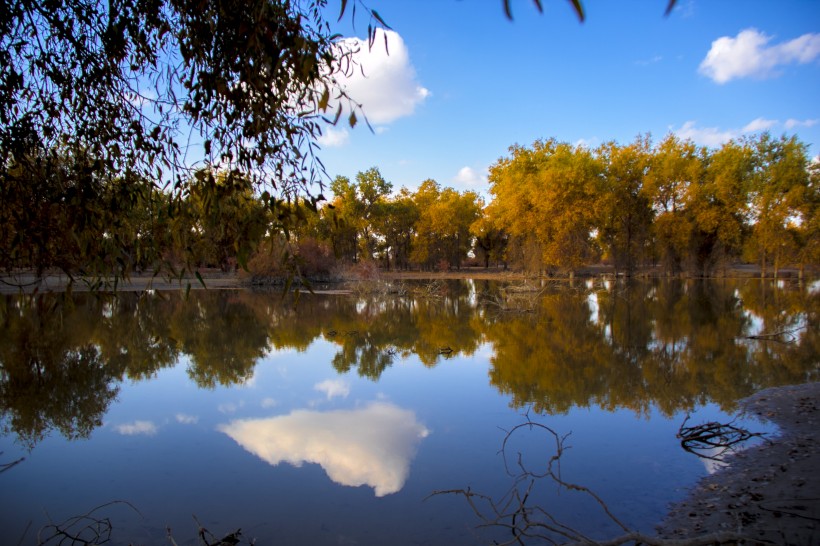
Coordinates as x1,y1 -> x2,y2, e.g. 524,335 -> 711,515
37,500 -> 142,545
429,412 -> 757,545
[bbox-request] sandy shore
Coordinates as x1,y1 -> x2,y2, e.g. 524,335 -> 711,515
658,382 -> 820,544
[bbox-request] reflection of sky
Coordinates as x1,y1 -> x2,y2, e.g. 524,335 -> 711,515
218,401 -> 429,496
114,420 -> 158,435
314,378 -> 350,399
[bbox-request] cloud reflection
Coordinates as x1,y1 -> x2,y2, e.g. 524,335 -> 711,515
314,378 -> 350,400
114,420 -> 157,436
218,402 -> 429,496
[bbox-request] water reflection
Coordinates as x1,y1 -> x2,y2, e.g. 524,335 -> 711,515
218,402 -> 430,496
0,279 -> 817,448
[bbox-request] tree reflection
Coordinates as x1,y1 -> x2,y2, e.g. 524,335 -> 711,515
0,297 -> 120,447
483,279 -> 818,416
1,279 -> 817,447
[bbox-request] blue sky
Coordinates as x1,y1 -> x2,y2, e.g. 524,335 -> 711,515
314,0 -> 820,198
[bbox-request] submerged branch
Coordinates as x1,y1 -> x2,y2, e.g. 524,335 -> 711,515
429,412 -> 758,545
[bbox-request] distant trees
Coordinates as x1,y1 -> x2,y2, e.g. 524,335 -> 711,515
3,134 -> 815,281
486,132 -> 817,277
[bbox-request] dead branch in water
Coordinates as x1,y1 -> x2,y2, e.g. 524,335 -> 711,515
428,413 -> 757,545
0,451 -> 25,474
36,500 -> 142,545
736,325 -> 806,344
166,514 -> 254,546
677,414 -> 767,461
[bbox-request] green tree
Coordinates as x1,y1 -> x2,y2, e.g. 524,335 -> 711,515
371,189 -> 419,270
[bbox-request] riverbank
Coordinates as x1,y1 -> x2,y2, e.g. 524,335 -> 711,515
658,382 -> 820,544
2,264 -> 815,295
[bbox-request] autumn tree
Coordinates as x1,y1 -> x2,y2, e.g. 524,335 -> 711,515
643,134 -> 705,275
487,140 -> 602,275
470,214 -> 509,269
182,169 -> 269,271
745,134 -> 812,278
595,137 -> 654,275
411,181 -> 482,270
687,139 -> 754,275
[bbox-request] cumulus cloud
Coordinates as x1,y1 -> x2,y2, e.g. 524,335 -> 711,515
700,28 -> 820,83
317,127 -> 350,148
175,414 -> 199,425
218,402 -> 429,496
115,420 -> 158,436
334,29 -> 429,125
314,378 -> 350,400
453,166 -> 487,189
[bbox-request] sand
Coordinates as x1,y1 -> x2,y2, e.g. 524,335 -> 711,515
658,382 -> 820,545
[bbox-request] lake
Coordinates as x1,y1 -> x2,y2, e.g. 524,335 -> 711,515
1,278 -> 817,545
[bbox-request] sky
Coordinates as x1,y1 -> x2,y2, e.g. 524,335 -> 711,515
312,0 -> 820,199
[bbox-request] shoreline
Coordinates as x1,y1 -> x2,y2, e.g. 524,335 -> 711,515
658,382 -> 820,544
1,265 -> 816,295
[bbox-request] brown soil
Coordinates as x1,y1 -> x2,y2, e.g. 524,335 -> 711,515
658,382 -> 820,545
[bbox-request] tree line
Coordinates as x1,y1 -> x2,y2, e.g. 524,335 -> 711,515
1,132 -> 817,281
488,132 -> 818,278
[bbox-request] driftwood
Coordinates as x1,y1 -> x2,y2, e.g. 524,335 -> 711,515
428,413 -> 762,545
677,414 -> 767,462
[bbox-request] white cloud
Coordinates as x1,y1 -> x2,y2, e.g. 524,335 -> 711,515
218,401 -> 244,414
261,397 -> 278,409
334,30 -> 429,124
672,117 -> 794,148
785,118 -> 819,129
673,121 -> 738,148
574,137 -> 599,149
218,402 -> 429,496
741,117 -> 778,132
175,414 -> 199,425
700,28 -> 820,84
115,420 -> 158,436
317,127 -> 350,148
453,166 -> 487,188
314,378 -> 351,400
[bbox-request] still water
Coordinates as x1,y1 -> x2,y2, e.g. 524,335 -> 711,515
0,278 -> 817,544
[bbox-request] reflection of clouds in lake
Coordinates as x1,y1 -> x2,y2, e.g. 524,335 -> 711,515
218,401 -> 244,414
218,402 -> 429,496
175,414 -> 199,425
115,420 -> 158,436
314,378 -> 350,400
